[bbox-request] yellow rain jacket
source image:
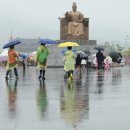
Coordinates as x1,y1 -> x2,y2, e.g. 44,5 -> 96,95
64,50 -> 75,72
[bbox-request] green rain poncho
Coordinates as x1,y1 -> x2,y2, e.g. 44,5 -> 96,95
36,45 -> 49,70
64,50 -> 75,72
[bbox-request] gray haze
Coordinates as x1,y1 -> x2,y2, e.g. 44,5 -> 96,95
0,0 -> 130,50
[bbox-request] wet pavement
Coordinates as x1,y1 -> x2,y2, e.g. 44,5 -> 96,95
0,66 -> 130,130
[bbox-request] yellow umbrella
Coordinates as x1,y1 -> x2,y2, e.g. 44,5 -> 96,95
57,42 -> 79,47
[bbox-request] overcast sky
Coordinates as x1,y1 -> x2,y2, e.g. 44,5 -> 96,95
0,0 -> 130,49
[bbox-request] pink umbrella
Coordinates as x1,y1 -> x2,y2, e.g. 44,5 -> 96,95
29,51 -> 36,60
0,56 -> 7,62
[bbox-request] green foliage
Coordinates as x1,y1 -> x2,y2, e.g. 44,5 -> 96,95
122,47 -> 130,56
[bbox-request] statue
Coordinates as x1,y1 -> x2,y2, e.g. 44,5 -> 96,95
65,2 -> 84,35
59,2 -> 89,40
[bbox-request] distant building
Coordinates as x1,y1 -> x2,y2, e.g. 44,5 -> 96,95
16,38 -> 96,53
15,38 -> 97,66
15,38 -> 39,53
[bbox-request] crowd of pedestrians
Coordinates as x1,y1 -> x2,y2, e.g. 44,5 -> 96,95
4,42 -> 122,81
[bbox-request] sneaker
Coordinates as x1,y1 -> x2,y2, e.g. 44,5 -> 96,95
98,69 -> 102,72
68,76 -> 73,81
70,76 -> 73,80
42,77 -> 45,80
70,74 -> 73,80
38,76 -> 42,79
5,76 -> 8,80
67,77 -> 71,81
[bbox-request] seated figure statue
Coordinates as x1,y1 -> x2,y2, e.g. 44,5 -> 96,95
59,2 -> 89,40
65,2 -> 84,35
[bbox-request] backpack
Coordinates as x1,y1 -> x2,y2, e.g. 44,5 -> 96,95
37,48 -> 48,63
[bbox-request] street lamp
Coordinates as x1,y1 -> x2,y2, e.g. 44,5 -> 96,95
124,35 -> 130,49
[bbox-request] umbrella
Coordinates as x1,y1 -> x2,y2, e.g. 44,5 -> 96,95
0,49 -> 8,56
3,39 -> 22,49
109,52 -> 121,62
19,53 -> 28,59
117,53 -> 122,63
0,49 -> 8,62
57,42 -> 79,47
29,51 -> 36,60
104,56 -> 112,64
93,46 -> 104,51
61,48 -> 77,54
39,38 -> 57,44
77,51 -> 88,58
0,56 -> 7,62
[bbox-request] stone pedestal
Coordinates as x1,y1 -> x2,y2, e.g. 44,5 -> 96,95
47,40 -> 96,67
59,18 -> 89,40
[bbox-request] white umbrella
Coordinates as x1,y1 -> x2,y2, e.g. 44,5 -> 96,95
0,49 -> 8,56
104,56 -> 112,64
0,49 -> 8,62
77,51 -> 87,58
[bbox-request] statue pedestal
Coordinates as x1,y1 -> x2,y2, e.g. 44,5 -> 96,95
47,40 -> 97,67
15,38 -> 97,67
59,18 -> 89,40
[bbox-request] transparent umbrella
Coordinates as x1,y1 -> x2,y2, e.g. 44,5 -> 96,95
0,49 -> 8,62
77,51 -> 88,58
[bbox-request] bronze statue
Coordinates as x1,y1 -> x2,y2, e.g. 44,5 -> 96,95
59,2 -> 89,40
65,2 -> 84,35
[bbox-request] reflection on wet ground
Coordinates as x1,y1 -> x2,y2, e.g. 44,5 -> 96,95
5,79 -> 18,119
60,80 -> 89,128
36,80 -> 48,119
0,67 -> 130,130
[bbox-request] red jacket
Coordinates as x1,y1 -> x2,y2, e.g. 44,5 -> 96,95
8,49 -> 18,64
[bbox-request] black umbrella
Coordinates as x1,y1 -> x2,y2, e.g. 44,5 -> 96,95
93,46 -> 104,51
109,52 -> 122,62
3,39 -> 22,49
117,53 -> 122,63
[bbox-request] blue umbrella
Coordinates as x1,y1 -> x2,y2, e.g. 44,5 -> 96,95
61,48 -> 77,54
39,38 -> 57,44
3,39 -> 22,49
19,53 -> 28,59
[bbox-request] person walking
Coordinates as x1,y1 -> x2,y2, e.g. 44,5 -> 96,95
104,58 -> 111,70
64,46 -> 75,81
5,45 -> 19,80
96,50 -> 104,72
81,57 -> 87,72
75,54 -> 82,73
36,43 -> 49,80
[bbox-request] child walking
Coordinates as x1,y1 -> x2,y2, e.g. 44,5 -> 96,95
104,58 -> 111,70
75,54 -> 82,73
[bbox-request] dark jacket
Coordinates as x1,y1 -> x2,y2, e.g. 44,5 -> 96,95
96,51 -> 104,63
75,55 -> 82,66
